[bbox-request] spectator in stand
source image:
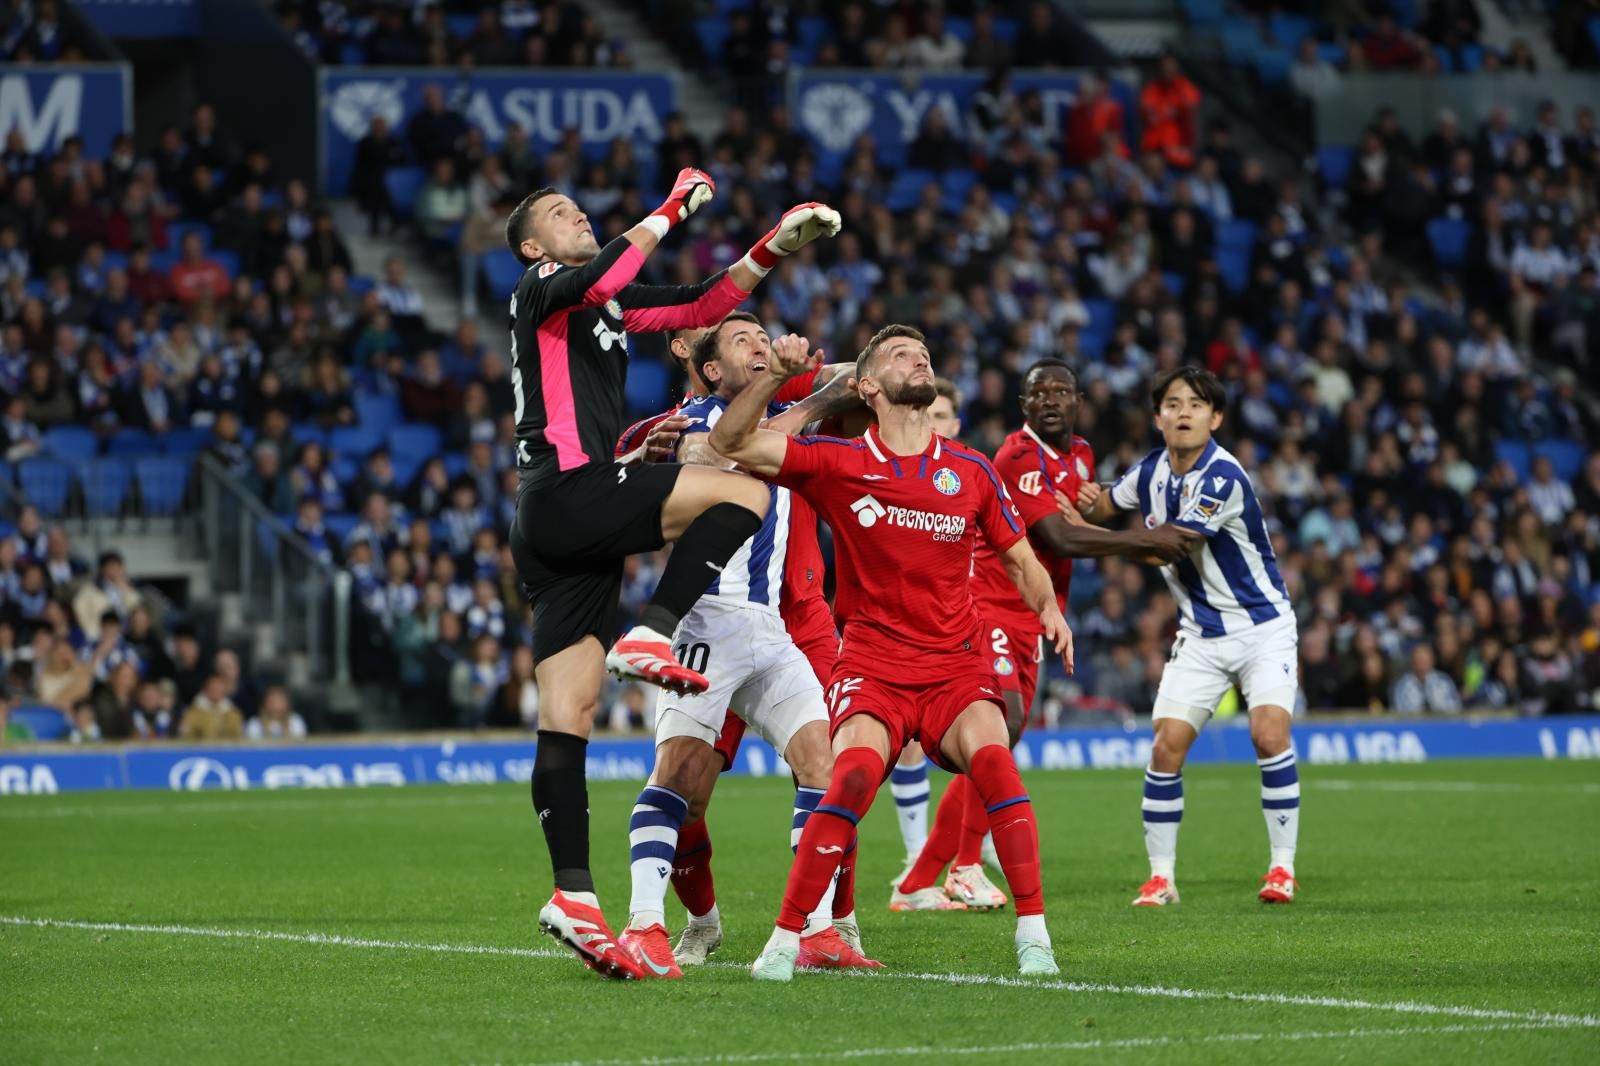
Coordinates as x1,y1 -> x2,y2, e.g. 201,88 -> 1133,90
907,4 -> 964,69
351,115 -> 405,236
1140,52 -> 1201,169
179,673 -> 243,739
1290,37 -> 1340,101
167,231 -> 231,307
246,683 -> 308,739
417,157 -> 468,255
407,83 -> 468,168
488,645 -> 540,729
1066,70 -> 1127,168
90,659 -> 139,739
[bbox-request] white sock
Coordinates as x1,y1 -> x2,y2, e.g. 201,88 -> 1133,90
764,926 -> 801,953
804,870 -> 839,935
1258,748 -> 1300,875
559,890 -> 599,909
627,784 -> 686,928
1015,913 -> 1049,946
833,908 -> 855,926
889,756 -> 930,857
1143,767 -> 1182,881
687,902 -> 720,929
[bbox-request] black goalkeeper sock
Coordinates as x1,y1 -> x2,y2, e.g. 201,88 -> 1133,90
532,730 -> 593,894
640,501 -> 763,635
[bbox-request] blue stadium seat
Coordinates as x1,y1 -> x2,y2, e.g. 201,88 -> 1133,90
324,512 -> 360,544
1589,19 -> 1600,61
330,456 -> 360,485
1494,440 -> 1532,481
1217,247 -> 1251,293
338,42 -> 365,65
169,221 -> 211,250
1216,219 -> 1257,251
445,12 -> 477,38
713,0 -> 752,12
388,425 -> 442,462
1432,45 -> 1455,73
355,392 -> 403,436
291,423 -> 329,450
693,17 -> 731,63
43,425 -> 98,461
212,249 -> 240,279
795,15 -> 829,54
625,358 -> 670,414
161,426 -> 213,455
1537,440 -> 1586,482
1181,0 -> 1225,26
1269,13 -> 1315,48
990,17 -> 1019,44
148,249 -> 179,273
1426,218 -> 1471,270
390,451 -> 425,489
1220,17 -> 1261,62
483,250 -> 526,302
19,458 -> 75,516
348,274 -> 377,296
1317,146 -> 1355,189
136,457 -> 191,516
1458,43 -> 1483,72
329,426 -> 383,457
8,704 -> 70,741
1255,47 -> 1292,84
1161,271 -> 1187,296
1318,42 -> 1346,65
887,169 -> 936,212
110,428 -> 162,456
83,458 -> 134,517
384,166 -> 426,218
442,453 -> 468,479
940,170 -> 977,211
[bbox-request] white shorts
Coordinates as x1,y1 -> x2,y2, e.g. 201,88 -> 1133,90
655,602 -> 825,758
1152,617 -> 1299,733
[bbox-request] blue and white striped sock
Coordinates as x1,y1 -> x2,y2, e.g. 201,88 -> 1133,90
889,757 -> 930,858
627,784 -> 687,929
1142,768 -> 1183,881
792,785 -> 837,933
1258,749 -> 1299,875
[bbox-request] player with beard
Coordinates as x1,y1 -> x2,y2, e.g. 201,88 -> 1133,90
710,326 -> 1072,980
894,359 -> 1199,912
504,167 -> 842,978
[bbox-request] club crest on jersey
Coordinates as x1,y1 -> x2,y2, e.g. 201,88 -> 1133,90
537,261 -> 562,278
993,656 -> 1014,676
1192,494 -> 1225,520
932,468 -> 961,496
1017,471 -> 1043,496
604,297 -> 623,320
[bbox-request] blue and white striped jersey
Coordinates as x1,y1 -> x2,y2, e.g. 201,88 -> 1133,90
677,394 -> 791,613
1110,439 -> 1292,639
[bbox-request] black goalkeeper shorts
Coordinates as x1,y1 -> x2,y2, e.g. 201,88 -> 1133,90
510,460 -> 683,663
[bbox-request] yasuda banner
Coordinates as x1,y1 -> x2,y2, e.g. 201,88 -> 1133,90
319,69 -> 676,195
0,65 -> 132,157
789,70 -> 1138,167
5,717 -> 1600,796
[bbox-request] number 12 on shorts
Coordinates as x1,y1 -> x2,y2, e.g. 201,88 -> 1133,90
826,677 -> 863,721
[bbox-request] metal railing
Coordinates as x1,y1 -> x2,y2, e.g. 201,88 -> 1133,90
197,455 -> 351,686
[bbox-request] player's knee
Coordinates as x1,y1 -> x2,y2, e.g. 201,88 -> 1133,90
1250,720 -> 1290,759
1150,731 -> 1190,772
784,732 -> 833,788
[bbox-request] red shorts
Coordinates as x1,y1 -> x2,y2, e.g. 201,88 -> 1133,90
980,615 -> 1045,730
712,595 -> 839,770
824,653 -> 1004,771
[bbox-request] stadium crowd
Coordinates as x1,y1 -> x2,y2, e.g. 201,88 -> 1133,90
2,40 -> 1598,739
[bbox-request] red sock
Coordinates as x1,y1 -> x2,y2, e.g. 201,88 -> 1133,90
955,775 -> 990,868
670,816 -> 717,919
967,745 -> 1043,917
898,776 -> 967,892
777,746 -> 885,932
832,837 -> 857,918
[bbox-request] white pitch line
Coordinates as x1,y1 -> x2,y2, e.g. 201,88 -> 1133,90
488,1021 -> 1589,1066
0,793 -> 513,819
6,915 -> 1597,1031
1310,779 -> 1600,795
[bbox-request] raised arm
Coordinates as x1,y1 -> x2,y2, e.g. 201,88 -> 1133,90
1031,508 -> 1199,564
618,203 -> 842,334
707,334 -> 816,477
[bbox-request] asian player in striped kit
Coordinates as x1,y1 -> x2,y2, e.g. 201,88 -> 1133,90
1077,366 -> 1302,906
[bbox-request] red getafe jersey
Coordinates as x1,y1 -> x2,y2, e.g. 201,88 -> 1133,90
614,367 -> 827,606
772,425 -> 1026,677
970,425 -> 1096,634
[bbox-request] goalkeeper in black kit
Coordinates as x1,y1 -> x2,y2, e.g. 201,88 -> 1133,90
502,164 -> 843,979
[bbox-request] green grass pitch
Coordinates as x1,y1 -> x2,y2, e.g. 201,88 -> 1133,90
4,758 -> 1598,1064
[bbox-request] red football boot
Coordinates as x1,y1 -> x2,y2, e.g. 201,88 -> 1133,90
606,626 -> 709,695
537,892 -> 645,980
795,925 -> 883,970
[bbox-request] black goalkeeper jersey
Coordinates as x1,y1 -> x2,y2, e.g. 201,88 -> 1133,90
508,236 -> 750,486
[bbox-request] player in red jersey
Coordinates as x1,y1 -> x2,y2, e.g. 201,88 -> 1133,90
710,325 -> 1072,981
610,329 -> 863,965
895,359 -> 1200,911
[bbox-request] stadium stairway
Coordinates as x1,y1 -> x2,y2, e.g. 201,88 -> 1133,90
329,201 -> 461,333
1477,1 -> 1566,73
